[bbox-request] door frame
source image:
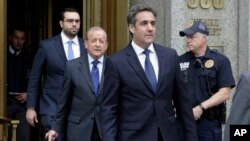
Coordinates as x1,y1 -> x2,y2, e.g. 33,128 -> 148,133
0,0 -> 7,116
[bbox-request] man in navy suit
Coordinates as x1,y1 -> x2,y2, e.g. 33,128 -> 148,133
100,4 -> 198,141
26,7 -> 86,141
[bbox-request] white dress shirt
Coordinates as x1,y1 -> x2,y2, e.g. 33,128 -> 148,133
131,41 -> 159,81
61,32 -> 81,60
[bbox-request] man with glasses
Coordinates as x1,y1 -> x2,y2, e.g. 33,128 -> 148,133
26,7 -> 86,141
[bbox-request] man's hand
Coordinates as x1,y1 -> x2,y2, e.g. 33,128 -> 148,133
26,108 -> 38,126
45,130 -> 58,141
193,105 -> 203,120
15,92 -> 27,103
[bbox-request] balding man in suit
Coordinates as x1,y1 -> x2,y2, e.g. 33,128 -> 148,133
46,26 -> 108,141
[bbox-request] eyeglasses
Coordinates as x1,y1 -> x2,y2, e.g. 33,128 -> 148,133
63,19 -> 80,24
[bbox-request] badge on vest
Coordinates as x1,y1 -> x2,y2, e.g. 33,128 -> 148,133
204,59 -> 214,69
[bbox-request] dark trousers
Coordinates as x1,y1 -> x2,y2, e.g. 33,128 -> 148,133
91,121 -> 101,141
7,100 -> 30,141
197,118 -> 222,141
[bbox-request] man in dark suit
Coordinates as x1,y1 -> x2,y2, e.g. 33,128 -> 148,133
45,26 -> 108,141
100,4 -> 198,141
26,7 -> 86,141
224,71 -> 250,141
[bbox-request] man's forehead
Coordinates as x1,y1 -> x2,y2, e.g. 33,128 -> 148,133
136,11 -> 155,17
64,12 -> 80,18
136,13 -> 155,22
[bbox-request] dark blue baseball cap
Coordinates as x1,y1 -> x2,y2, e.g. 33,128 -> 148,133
179,20 -> 209,36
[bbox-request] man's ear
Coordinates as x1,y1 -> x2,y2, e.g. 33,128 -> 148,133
59,20 -> 63,28
84,40 -> 88,49
128,24 -> 134,34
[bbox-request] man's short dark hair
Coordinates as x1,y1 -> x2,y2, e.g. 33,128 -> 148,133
60,7 -> 80,21
9,26 -> 25,36
127,4 -> 157,25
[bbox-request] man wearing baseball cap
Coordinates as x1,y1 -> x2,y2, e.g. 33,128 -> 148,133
178,20 -> 235,141
179,20 -> 209,37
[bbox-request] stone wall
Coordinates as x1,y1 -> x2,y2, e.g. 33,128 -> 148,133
239,0 -> 250,75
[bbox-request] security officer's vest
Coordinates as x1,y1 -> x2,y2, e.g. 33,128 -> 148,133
179,48 -> 230,123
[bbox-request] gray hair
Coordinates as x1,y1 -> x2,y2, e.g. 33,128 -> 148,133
86,26 -> 108,41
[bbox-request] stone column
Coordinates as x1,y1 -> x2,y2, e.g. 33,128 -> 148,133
239,0 -> 250,73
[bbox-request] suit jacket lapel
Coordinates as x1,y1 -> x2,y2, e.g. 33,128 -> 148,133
98,56 -> 106,96
78,54 -> 106,97
78,55 -> 94,93
54,35 -> 68,62
54,36 -> 86,63
154,44 -> 165,95
78,38 -> 86,56
125,44 -> 155,95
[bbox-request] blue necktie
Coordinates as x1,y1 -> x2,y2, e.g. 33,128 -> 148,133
91,60 -> 100,96
143,49 -> 157,92
67,40 -> 74,60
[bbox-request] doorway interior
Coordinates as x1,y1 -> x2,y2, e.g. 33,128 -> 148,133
7,0 -> 83,54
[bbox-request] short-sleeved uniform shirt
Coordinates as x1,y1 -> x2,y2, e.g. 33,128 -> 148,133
178,48 -> 235,107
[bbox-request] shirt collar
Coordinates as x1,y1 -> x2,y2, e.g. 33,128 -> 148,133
131,41 -> 155,56
88,54 -> 104,65
9,46 -> 22,55
61,31 -> 79,45
188,47 -> 213,60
